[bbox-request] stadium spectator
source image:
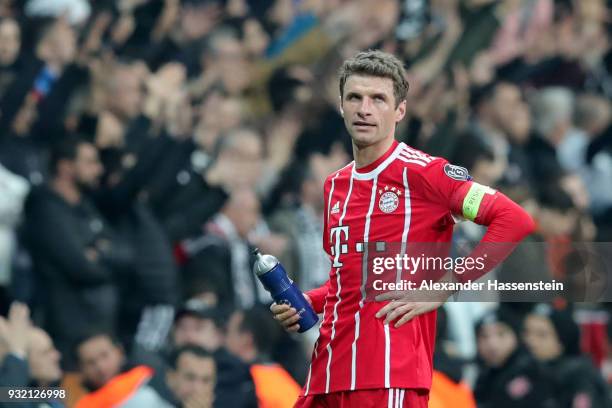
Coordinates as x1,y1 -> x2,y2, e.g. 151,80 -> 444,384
524,304 -> 612,408
0,302 -> 32,386
181,188 -> 270,309
164,345 -> 216,408
226,306 -> 301,408
0,302 -> 65,407
74,331 -> 169,407
159,299 -> 258,408
474,306 -> 557,408
268,153 -> 331,292
24,137 -> 131,369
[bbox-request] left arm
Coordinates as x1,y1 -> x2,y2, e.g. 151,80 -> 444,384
376,160 -> 534,326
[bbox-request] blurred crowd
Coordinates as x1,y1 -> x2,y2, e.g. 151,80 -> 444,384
0,0 -> 611,406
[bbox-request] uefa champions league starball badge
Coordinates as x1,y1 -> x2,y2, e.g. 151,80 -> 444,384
378,185 -> 401,213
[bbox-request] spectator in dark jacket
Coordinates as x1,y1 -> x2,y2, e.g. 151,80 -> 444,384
524,303 -> 612,408
474,307 -> 558,408
24,137 -> 132,369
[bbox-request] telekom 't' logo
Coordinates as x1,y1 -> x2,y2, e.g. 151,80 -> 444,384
330,226 -> 349,267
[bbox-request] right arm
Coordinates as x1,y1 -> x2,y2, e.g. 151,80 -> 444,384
271,173 -> 334,330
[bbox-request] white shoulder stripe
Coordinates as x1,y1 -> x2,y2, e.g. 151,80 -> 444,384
399,149 -> 432,163
403,146 -> 435,162
397,156 -> 427,167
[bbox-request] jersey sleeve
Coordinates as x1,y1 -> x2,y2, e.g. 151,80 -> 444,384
306,282 -> 330,314
416,158 -> 496,223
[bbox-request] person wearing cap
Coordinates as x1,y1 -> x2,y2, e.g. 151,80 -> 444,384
474,306 -> 557,408
524,303 -> 611,408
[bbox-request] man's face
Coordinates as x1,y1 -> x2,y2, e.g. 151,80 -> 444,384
28,329 -> 62,385
109,68 -> 143,120
523,315 -> 563,362
492,83 -> 526,135
215,37 -> 250,95
340,75 -> 406,150
167,352 -> 216,404
0,19 -> 20,66
74,144 -> 103,189
477,322 -> 517,368
224,312 -> 247,359
226,131 -> 263,172
77,335 -> 124,390
229,189 -> 261,238
38,21 -> 76,66
174,316 -> 223,352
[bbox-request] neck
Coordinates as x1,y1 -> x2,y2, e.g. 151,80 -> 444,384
51,178 -> 80,204
353,136 -> 394,169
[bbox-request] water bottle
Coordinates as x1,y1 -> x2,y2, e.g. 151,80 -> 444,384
253,249 -> 319,333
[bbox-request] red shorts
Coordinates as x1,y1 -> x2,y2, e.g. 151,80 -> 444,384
294,388 -> 429,408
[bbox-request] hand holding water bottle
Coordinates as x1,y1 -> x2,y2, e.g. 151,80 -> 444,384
270,294 -> 312,333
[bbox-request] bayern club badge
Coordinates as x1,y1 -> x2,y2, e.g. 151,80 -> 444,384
378,185 -> 402,213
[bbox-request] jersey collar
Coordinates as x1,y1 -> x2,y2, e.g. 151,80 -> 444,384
352,140 -> 403,181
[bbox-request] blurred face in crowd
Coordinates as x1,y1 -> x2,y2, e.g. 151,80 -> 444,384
505,102 -> 531,145
491,83 -> 527,136
0,18 -> 20,66
28,328 -> 62,386
195,93 -> 245,151
224,311 -> 251,362
243,18 -> 269,57
523,314 -> 563,362
477,322 -> 517,368
77,335 -> 125,390
167,351 -> 216,404
224,189 -> 260,238
107,65 -> 143,121
269,0 -> 295,28
37,20 -> 76,68
213,36 -> 251,95
340,75 -> 406,153
536,206 -> 577,237
470,52 -> 494,87
221,129 -> 263,187
73,143 -> 104,190
471,156 -> 505,187
174,316 -> 224,352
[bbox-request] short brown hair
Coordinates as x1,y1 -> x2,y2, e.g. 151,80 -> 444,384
338,50 -> 409,107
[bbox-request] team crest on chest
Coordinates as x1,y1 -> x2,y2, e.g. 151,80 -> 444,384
378,185 -> 402,213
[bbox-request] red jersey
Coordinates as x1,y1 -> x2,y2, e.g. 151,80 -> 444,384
303,140 -> 532,395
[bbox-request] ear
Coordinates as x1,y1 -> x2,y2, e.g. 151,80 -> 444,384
395,99 -> 407,123
339,95 -> 344,117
